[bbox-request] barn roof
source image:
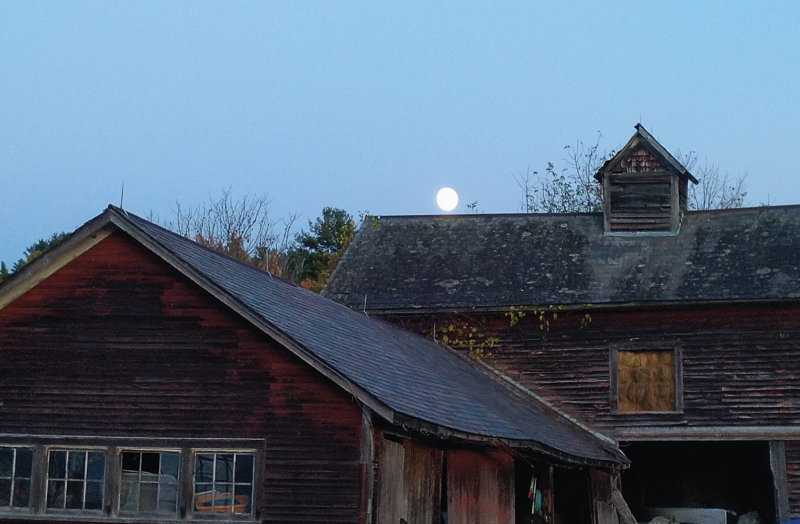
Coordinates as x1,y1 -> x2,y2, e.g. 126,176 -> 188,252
325,205 -> 800,311
0,206 -> 625,467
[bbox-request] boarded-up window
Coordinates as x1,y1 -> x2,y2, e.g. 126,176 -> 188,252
618,350 -> 676,412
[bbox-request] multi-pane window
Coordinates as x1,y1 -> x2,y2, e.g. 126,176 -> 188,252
120,451 -> 180,516
0,447 -> 33,510
46,450 -> 105,511
194,453 -> 254,515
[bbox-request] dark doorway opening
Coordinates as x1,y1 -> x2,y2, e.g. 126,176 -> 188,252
621,441 -> 775,523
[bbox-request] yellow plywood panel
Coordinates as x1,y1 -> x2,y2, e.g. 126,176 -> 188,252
618,351 -> 675,412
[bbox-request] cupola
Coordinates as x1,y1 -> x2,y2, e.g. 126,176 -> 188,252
595,124 -> 698,235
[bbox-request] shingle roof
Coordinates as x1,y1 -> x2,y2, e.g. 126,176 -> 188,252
97,208 -> 624,467
325,206 -> 800,311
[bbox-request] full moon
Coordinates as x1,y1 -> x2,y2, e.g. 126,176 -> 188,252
436,187 -> 459,211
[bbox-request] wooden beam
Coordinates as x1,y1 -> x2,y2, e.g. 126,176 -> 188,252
771,441 -> 790,523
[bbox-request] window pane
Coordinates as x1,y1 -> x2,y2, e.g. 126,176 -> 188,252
87,452 -> 105,481
158,480 -> 178,514
0,479 -> 10,506
195,454 -> 213,483
161,452 -> 179,479
213,484 -> 233,513
47,480 -> 65,508
12,479 -> 30,508
16,449 -> 33,479
194,484 -> 213,512
139,482 -> 158,512
141,453 -> 159,476
68,452 -> 86,480
85,481 -> 103,510
215,454 -> 234,483
121,452 -> 140,474
120,480 -> 138,511
65,480 -> 83,509
618,350 -> 676,412
234,484 -> 252,514
49,451 -> 67,479
235,454 -> 254,483
0,450 -> 12,477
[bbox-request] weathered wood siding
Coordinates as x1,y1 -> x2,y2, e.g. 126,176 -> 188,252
607,172 -> 673,233
785,441 -> 800,518
0,233 -> 364,524
375,436 -> 442,524
389,304 -> 800,437
446,449 -> 514,524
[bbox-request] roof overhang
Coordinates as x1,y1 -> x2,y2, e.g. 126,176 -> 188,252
595,123 -> 699,184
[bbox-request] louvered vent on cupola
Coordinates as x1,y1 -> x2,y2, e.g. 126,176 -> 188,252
595,124 -> 698,235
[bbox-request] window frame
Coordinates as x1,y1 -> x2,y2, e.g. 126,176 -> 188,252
188,449 -> 258,521
0,438 -> 262,523
43,447 -> 107,515
610,342 -> 684,414
0,445 -> 35,513
116,448 -> 182,519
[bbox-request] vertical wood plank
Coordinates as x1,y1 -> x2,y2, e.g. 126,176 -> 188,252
771,441 -> 790,523
447,449 -> 514,524
376,437 -> 406,524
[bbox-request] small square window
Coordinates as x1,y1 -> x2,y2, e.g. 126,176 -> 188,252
46,450 -> 105,511
119,450 -> 180,516
616,349 -> 678,412
194,452 -> 254,515
0,447 -> 33,510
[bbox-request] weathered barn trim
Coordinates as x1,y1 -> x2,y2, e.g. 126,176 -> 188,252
617,427 -> 800,441
0,226 -> 111,312
771,441 -> 790,523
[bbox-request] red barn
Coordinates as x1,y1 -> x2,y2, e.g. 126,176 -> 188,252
0,207 -> 625,524
327,125 -> 800,524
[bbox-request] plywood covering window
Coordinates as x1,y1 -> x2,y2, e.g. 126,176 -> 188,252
613,347 -> 682,413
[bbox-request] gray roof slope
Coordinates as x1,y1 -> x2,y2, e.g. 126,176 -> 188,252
325,206 -> 800,310
107,209 -> 623,466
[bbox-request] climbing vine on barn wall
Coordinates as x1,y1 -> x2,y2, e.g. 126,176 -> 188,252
426,304 -> 593,360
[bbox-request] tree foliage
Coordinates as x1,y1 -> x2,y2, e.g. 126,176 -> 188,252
161,188 -> 298,278
516,135 -> 606,214
677,151 -> 748,210
161,190 -> 356,292
0,232 -> 70,284
516,134 -> 748,213
288,207 -> 356,292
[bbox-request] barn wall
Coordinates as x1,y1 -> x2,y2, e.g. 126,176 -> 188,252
446,449 -> 514,524
387,304 -> 800,436
0,233 -> 364,524
374,435 -> 442,524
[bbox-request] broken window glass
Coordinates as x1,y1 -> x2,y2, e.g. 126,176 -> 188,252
119,451 -> 180,515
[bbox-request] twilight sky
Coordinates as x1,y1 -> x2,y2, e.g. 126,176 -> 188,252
2,2 -> 799,266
